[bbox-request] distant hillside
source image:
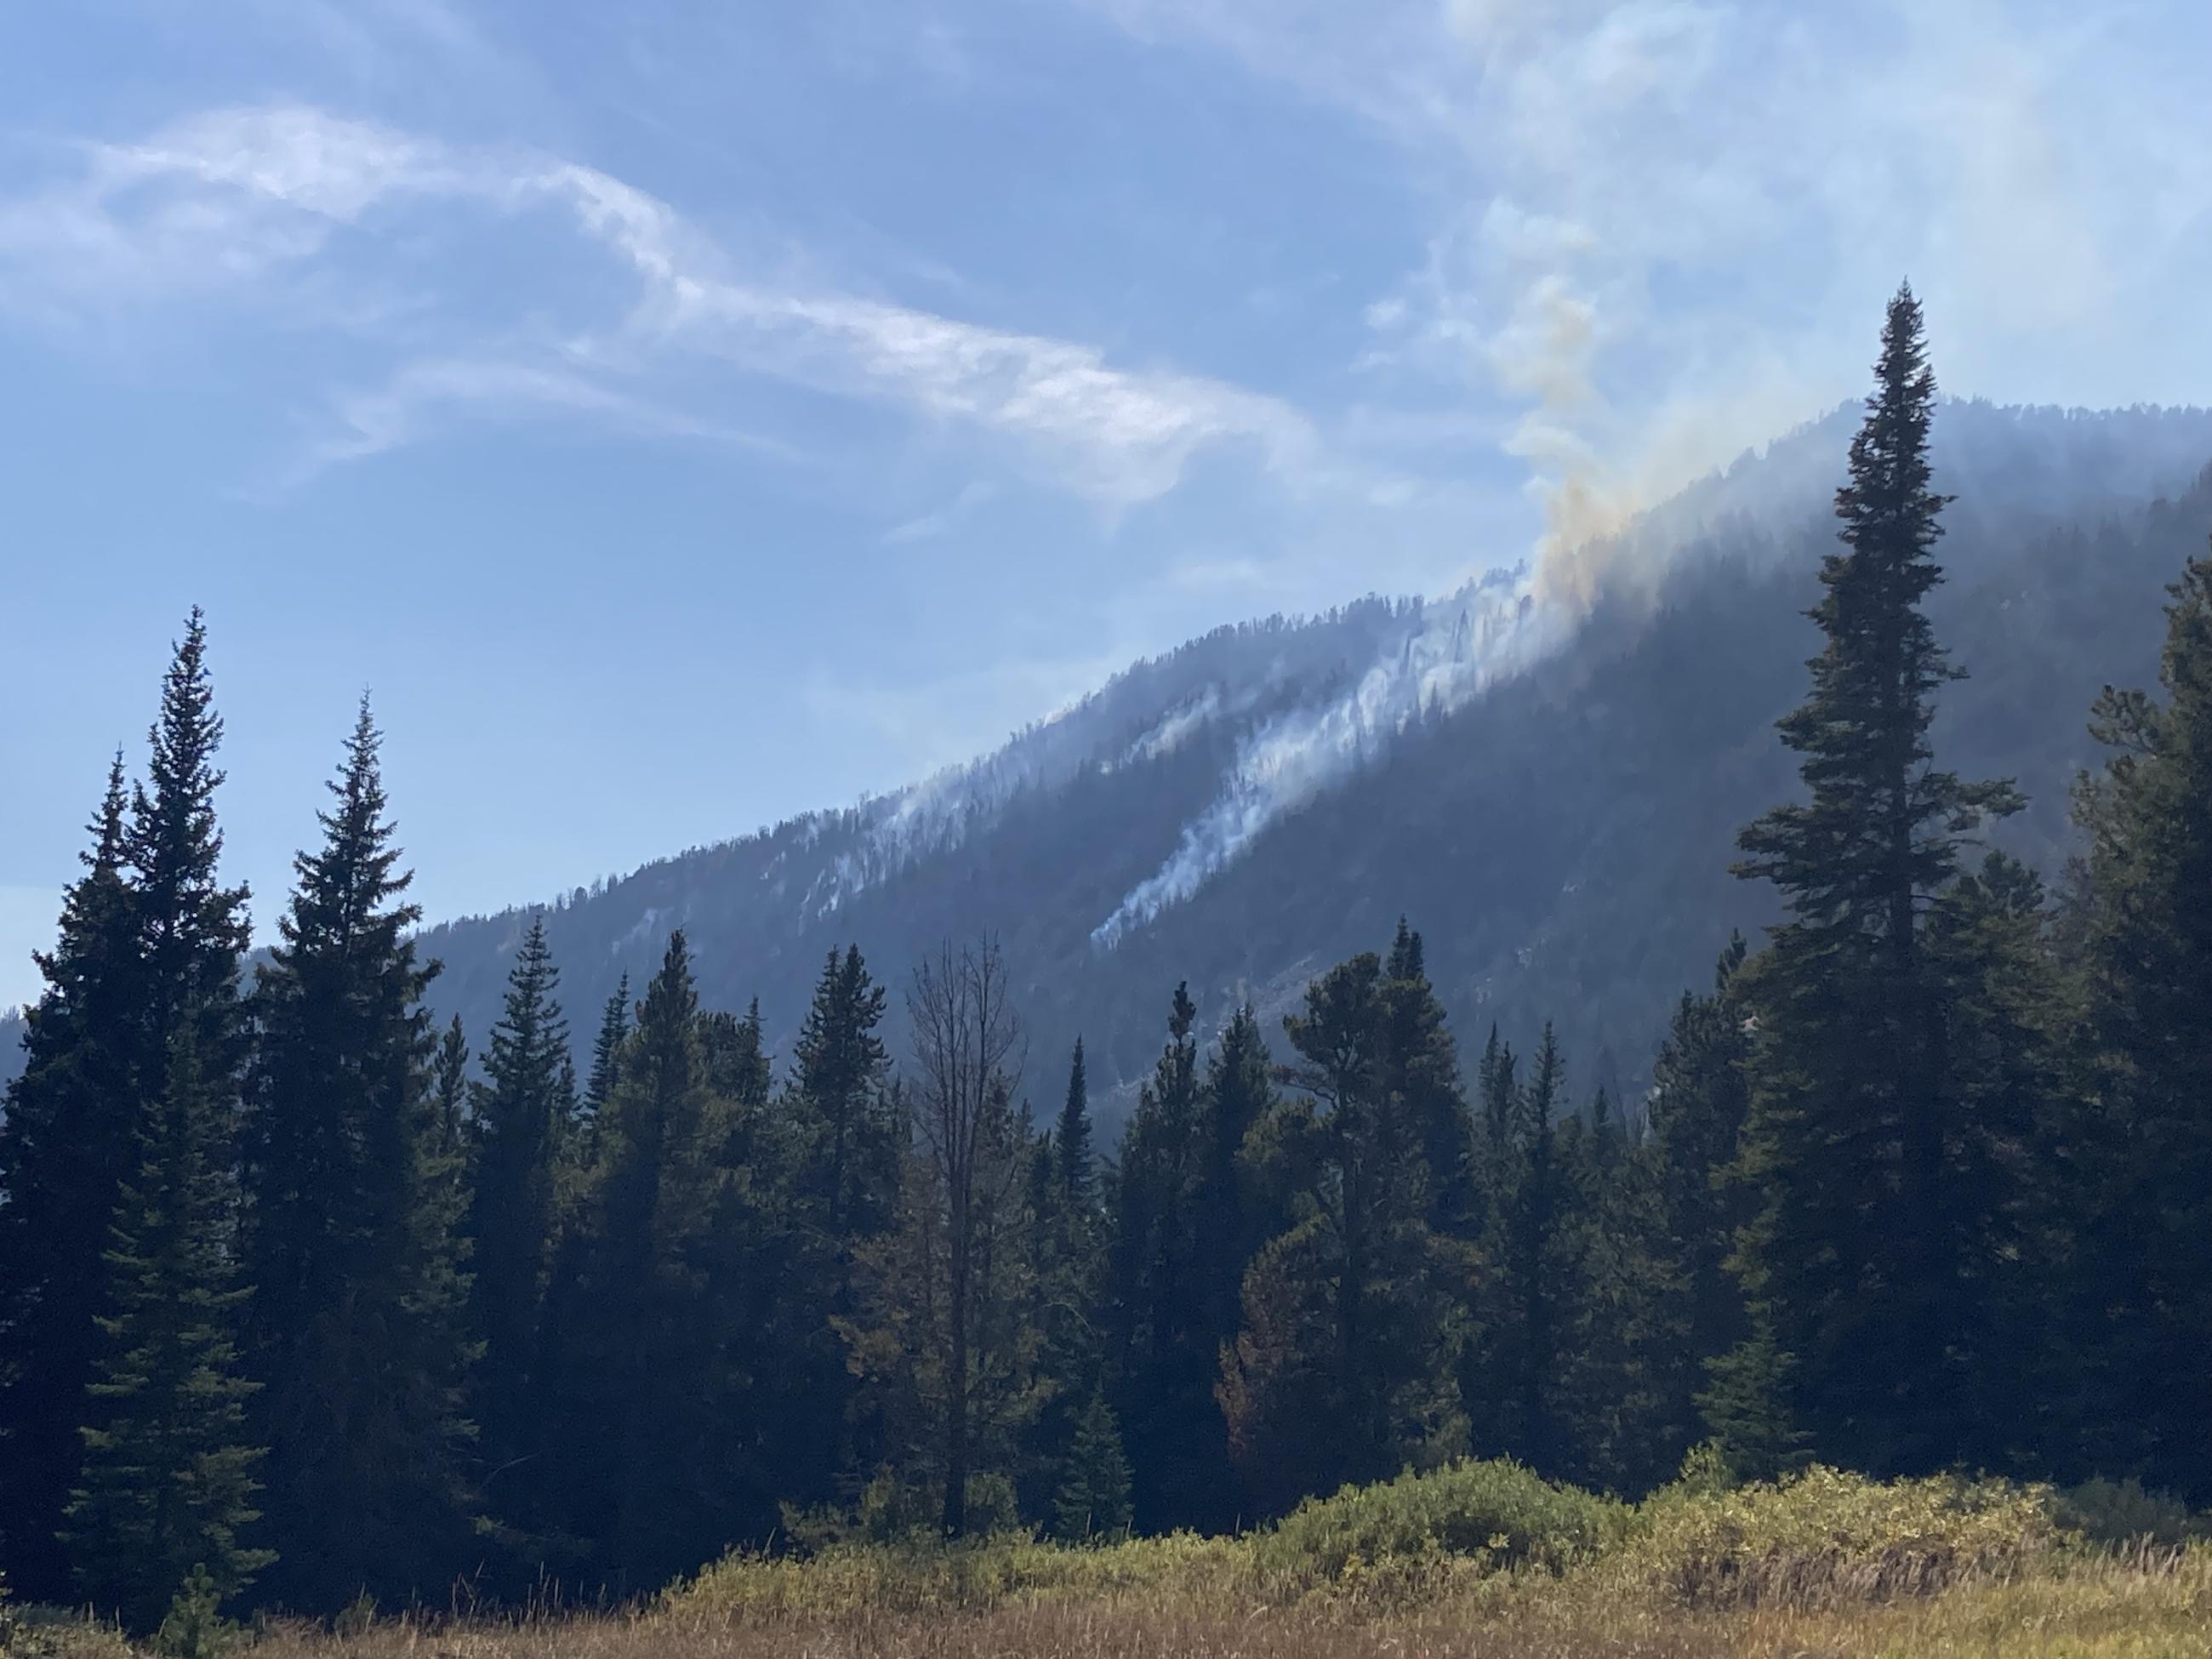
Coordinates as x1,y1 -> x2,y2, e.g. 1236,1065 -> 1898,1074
7,401 -> 2211,1114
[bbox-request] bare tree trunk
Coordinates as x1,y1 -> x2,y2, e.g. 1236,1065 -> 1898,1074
907,936 -> 1025,1537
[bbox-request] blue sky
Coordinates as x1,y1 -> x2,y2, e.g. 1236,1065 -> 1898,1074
3,0 -> 2209,1010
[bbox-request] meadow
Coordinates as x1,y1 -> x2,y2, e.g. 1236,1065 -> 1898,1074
9,1460 -> 2207,1659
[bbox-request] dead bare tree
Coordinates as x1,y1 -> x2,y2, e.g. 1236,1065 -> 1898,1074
905,934 -> 1029,1536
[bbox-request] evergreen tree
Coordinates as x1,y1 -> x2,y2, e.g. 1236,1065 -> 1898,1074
584,973 -> 629,1125
1052,1036 -> 1094,1211
1646,938 -> 1755,1465
701,998 -> 772,1108
1220,950 -> 1460,1516
1696,1314 -> 1810,1481
463,915 -> 572,1501
1190,1006 -> 1275,1410
1109,984 -> 1217,1530
1026,1039 -> 1107,1526
241,699 -> 476,1610
32,611 -> 257,1616
1382,920 -> 1475,1236
778,945 -> 901,1503
431,1017 -> 470,1160
124,611 -> 254,1079
1459,1027 -> 1519,1458
64,1028 -> 271,1631
1731,288 -> 2024,1474
0,756 -> 142,1599
1050,1393 -> 1132,1543
1555,1088 -> 1676,1493
567,931 -> 728,1584
2064,541 -> 2212,1499
1503,1024 -> 1576,1474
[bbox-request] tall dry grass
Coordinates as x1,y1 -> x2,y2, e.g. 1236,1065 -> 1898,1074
219,1550 -> 2212,1659
11,1463 -> 2208,1658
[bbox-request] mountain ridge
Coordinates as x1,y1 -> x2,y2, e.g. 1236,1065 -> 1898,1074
6,397 -> 2211,1114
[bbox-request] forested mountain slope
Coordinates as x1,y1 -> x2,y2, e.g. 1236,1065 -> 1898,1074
7,401 -> 2210,1111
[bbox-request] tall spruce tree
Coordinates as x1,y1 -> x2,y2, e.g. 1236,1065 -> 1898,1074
0,756 -> 142,1599
463,915 -> 572,1501
568,931 -> 729,1584
65,1027 -> 272,1631
1052,1036 -> 1094,1212
1109,983 -> 1218,1530
1190,1006 -> 1275,1415
37,611 -> 260,1624
1731,287 -> 2024,1474
431,1017 -> 470,1160
2065,541 -> 2212,1499
1555,1086 -> 1676,1494
123,612 -> 254,1075
583,974 -> 629,1127
1645,938 -> 1756,1464
241,699 -> 476,1610
1382,921 -> 1475,1237
779,945 -> 899,1502
1505,1023 -> 1576,1474
1027,1038 -> 1108,1525
1220,950 -> 1460,1516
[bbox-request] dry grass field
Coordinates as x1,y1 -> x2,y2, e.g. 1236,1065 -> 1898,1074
10,1463 -> 2209,1658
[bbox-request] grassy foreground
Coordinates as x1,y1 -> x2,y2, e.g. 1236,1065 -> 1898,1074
8,1462 -> 2208,1657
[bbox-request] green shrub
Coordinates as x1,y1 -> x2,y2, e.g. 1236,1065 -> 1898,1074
1253,1457 -> 1632,1602
0,1601 -> 134,1659
1622,1464 -> 2059,1608
2055,1477 -> 2206,1549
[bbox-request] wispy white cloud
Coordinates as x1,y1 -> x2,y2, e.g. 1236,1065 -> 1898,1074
0,103 -> 1318,507
289,355 -> 807,483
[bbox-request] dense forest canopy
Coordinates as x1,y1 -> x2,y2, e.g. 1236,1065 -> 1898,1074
3,294 -> 2212,1637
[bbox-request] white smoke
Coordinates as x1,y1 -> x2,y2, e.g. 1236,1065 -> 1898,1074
1106,686 -> 1223,772
1091,568 -> 1570,948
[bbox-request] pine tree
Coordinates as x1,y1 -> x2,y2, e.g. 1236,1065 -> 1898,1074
1696,1314 -> 1810,1482
42,611 -> 258,1616
124,611 -> 254,1076
1382,920 -> 1475,1236
431,1017 -> 470,1160
2065,541 -> 2212,1499
1052,1036 -> 1094,1212
1221,949 -> 1460,1515
1109,983 -> 1218,1530
1646,938 -> 1755,1465
241,698 -> 476,1610
1505,1023 -> 1575,1474
1191,1006 -> 1275,1406
701,998 -> 772,1108
1026,1038 -> 1108,1526
584,973 -> 630,1126
64,1027 -> 271,1632
1461,1027 -> 1519,1457
1050,1393 -> 1132,1543
570,931 -> 728,1584
463,915 -> 572,1498
770,946 -> 901,1504
1731,287 -> 2023,1474
0,756 -> 142,1599
1555,1086 -> 1676,1493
